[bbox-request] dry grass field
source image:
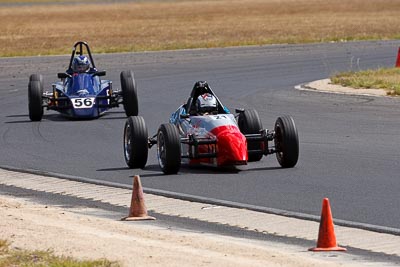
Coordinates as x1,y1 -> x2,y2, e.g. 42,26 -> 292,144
331,68 -> 400,95
1,0 -> 400,56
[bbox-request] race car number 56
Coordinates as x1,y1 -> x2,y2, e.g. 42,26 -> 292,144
72,98 -> 96,109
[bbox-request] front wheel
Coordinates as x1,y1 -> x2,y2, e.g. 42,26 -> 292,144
237,109 -> 263,162
28,74 -> 44,121
120,70 -> 139,116
157,123 -> 181,174
124,116 -> 148,168
274,115 -> 299,168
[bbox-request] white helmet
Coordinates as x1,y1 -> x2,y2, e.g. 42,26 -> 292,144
72,55 -> 90,73
196,93 -> 218,115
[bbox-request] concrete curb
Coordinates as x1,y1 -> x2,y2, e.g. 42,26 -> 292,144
296,78 -> 392,98
1,167 -> 400,257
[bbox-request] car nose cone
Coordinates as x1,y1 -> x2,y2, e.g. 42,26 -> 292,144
211,125 -> 248,166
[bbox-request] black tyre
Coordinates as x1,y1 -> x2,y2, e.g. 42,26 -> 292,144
124,116 -> 148,168
157,123 -> 181,174
28,74 -> 44,121
274,115 -> 299,168
29,74 -> 44,85
120,70 -> 138,116
237,109 -> 263,161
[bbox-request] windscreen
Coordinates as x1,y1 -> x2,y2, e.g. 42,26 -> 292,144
66,73 -> 99,96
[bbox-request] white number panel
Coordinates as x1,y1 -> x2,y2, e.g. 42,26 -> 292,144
72,98 -> 95,109
210,115 -> 228,120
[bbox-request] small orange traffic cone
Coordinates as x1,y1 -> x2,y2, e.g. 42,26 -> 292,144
396,47 -> 400,67
121,175 -> 156,221
309,198 -> 346,252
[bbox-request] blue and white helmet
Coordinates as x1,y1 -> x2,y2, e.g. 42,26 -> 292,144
196,93 -> 218,115
72,55 -> 90,73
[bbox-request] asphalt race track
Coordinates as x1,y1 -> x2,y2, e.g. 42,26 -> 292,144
1,41 -> 399,230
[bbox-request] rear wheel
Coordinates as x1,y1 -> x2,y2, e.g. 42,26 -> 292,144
157,123 -> 181,174
237,109 -> 263,161
124,116 -> 148,168
120,70 -> 138,116
274,115 -> 299,168
28,74 -> 44,121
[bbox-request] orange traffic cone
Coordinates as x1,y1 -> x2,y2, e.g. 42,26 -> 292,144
309,198 -> 346,252
396,47 -> 400,67
121,175 -> 156,221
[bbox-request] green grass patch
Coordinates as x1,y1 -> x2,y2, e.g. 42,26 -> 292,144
0,239 -> 120,267
331,68 -> 400,95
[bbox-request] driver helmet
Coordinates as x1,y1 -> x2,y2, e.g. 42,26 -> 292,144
196,93 -> 218,115
72,55 -> 90,73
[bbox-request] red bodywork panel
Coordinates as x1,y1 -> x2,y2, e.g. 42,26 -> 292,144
189,125 -> 248,166
212,125 -> 248,165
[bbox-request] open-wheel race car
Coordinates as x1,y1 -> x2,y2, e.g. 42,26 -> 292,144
28,41 -> 138,121
123,81 -> 299,174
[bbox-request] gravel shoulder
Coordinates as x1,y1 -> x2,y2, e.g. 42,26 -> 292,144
1,168 -> 399,267
0,194 -> 363,267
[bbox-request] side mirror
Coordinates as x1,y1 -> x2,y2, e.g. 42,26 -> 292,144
57,73 -> 70,79
93,71 -> 106,77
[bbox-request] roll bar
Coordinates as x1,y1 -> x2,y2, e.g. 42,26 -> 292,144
67,41 -> 96,72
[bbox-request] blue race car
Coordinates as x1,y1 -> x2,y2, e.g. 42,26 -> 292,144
28,41 -> 138,121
